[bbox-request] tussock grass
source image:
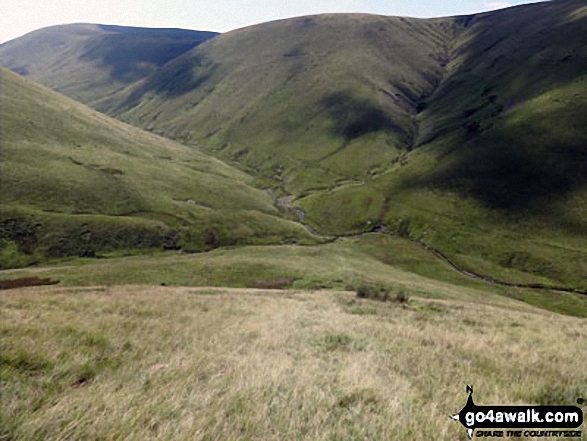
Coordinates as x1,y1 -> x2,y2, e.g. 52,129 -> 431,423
1,285 -> 585,440
356,284 -> 410,304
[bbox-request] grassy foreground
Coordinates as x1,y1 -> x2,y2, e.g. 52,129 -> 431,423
1,285 -> 585,440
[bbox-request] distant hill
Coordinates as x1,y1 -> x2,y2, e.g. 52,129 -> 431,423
103,14 -> 454,191
101,1 -> 587,289
1,2 -> 586,288
0,68 -> 312,268
0,24 -> 217,106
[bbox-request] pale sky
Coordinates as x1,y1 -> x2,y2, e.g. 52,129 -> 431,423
0,0 -> 548,44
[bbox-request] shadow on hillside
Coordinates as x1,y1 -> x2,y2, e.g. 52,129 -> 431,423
405,1 -> 587,211
79,27 -> 216,84
320,92 -> 408,143
409,134 -> 587,211
449,0 -> 587,94
114,55 -> 217,111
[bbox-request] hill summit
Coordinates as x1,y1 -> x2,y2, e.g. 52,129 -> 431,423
0,24 -> 217,106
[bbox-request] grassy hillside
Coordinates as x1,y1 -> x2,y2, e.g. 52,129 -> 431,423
0,24 -> 217,106
415,0 -> 587,209
0,68 -> 314,268
299,0 -> 587,290
104,14 -> 455,191
103,2 -> 587,290
1,285 -> 585,440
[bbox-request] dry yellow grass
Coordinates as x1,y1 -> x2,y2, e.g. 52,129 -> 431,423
1,285 -> 585,440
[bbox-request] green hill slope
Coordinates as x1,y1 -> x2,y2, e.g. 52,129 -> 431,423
104,14 -> 455,191
0,24 -> 217,107
299,1 -> 587,289
414,0 -> 587,209
102,2 -> 587,289
0,68 -> 313,268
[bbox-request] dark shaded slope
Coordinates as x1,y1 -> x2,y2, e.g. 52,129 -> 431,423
0,24 -> 217,106
413,0 -> 587,210
280,2 -> 587,289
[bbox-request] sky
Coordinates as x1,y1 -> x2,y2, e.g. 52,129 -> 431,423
0,0 -> 548,44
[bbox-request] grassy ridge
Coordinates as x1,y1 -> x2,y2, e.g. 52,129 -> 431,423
1,285 -> 585,440
0,24 -> 217,106
0,68 -> 315,267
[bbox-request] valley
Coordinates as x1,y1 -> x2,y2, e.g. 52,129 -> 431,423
0,1 -> 586,439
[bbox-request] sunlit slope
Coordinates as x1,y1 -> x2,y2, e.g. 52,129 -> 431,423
0,69 -> 312,267
0,24 -> 217,106
299,1 -> 587,289
106,14 -> 455,192
99,4 -> 587,289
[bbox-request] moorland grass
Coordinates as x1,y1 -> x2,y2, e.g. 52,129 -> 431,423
1,285 -> 585,440
103,3 -> 587,291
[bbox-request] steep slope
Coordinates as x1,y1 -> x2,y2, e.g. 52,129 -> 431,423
103,3 -> 587,289
414,0 -> 587,209
299,1 -> 587,289
0,24 -> 217,106
105,14 -> 455,192
0,68 -> 312,268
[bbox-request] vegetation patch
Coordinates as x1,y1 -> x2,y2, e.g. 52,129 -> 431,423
530,383 -> 585,407
338,297 -> 379,316
247,277 -> 296,290
317,333 -> 367,352
356,284 -> 410,304
337,389 -> 380,410
0,351 -> 54,375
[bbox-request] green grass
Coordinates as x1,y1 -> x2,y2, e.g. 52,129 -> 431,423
2,238 -> 586,317
106,14 -> 453,191
1,285 -> 585,440
299,172 -> 587,291
0,68 -> 315,267
92,2 -> 587,291
2,2 -> 587,302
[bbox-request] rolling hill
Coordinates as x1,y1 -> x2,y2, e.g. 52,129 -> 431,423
102,14 -> 455,191
1,2 -> 586,290
99,1 -> 587,289
0,68 -> 313,268
0,24 -> 217,107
